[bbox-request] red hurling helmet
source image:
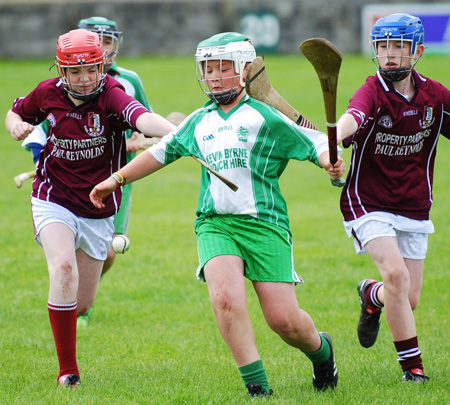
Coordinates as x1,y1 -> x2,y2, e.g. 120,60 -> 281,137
56,29 -> 106,101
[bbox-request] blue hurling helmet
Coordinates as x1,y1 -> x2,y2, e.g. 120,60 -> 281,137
371,13 -> 424,82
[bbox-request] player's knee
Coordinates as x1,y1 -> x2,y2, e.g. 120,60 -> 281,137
267,314 -> 298,339
383,267 -> 410,295
52,260 -> 77,290
210,285 -> 242,313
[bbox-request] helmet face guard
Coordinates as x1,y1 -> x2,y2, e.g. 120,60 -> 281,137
371,13 -> 424,82
195,32 -> 256,105
78,16 -> 123,71
56,29 -> 106,101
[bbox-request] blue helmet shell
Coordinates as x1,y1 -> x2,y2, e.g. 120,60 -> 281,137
371,13 -> 424,54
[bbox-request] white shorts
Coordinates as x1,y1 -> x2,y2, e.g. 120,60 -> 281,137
344,212 -> 434,260
31,197 -> 114,260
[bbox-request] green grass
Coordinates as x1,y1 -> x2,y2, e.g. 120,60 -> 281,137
1,54 -> 450,404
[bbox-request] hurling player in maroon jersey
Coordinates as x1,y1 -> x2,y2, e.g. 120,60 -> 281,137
337,14 -> 450,383
5,29 -> 175,388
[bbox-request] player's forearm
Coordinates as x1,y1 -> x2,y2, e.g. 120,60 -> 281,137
5,110 -> 22,133
136,112 -> 176,138
336,113 -> 358,144
118,149 -> 165,184
90,150 -> 165,210
5,110 -> 34,140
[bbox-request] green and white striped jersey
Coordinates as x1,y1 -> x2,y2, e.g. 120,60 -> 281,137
150,95 -> 329,233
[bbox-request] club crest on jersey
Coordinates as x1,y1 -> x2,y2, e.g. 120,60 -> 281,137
377,115 -> 392,129
236,126 -> 250,142
84,113 -> 105,137
419,106 -> 435,129
47,113 -> 57,128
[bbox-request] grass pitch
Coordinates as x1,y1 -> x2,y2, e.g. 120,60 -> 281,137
0,54 -> 449,404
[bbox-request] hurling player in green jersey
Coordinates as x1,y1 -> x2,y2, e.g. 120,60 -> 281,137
90,32 -> 345,397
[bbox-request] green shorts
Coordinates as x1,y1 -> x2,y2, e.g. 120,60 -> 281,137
195,215 -> 303,283
114,183 -> 132,235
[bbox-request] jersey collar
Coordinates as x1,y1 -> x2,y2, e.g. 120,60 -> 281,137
203,94 -> 251,111
377,69 -> 424,93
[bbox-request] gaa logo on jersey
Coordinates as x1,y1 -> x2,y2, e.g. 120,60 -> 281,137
236,126 -> 250,142
84,112 -> 105,137
419,106 -> 435,129
377,115 -> 392,129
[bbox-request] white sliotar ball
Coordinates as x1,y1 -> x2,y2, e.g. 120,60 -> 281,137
111,235 -> 130,254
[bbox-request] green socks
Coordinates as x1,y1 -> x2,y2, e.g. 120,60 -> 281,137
304,333 -> 331,365
237,336 -> 330,394
238,359 -> 271,392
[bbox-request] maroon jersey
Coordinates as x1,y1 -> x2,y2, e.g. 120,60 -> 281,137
12,75 -> 149,218
341,70 -> 450,221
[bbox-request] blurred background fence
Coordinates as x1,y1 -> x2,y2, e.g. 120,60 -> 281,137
1,0 -> 449,58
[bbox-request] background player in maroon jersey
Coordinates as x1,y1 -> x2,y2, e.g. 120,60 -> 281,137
5,29 -> 175,388
336,13 -> 450,383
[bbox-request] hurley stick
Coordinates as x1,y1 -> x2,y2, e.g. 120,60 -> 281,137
300,38 -> 345,187
191,156 -> 238,192
14,170 -> 36,188
246,57 -> 318,130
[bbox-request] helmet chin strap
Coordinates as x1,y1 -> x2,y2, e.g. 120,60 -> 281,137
207,87 -> 244,105
69,90 -> 101,102
66,76 -> 105,101
379,67 -> 412,82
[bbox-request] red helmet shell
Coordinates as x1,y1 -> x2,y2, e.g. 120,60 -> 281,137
55,29 -> 106,101
56,29 -> 104,67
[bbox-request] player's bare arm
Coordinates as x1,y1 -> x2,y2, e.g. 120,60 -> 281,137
5,110 -> 34,141
136,112 -> 176,138
336,113 -> 358,144
90,151 -> 164,209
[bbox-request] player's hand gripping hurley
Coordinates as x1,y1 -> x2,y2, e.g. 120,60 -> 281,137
300,38 -> 345,187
